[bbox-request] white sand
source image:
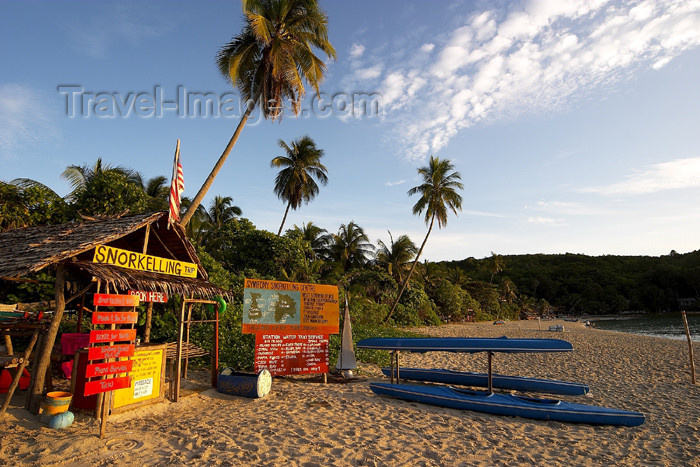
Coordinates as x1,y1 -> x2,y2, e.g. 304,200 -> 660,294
1,319 -> 699,466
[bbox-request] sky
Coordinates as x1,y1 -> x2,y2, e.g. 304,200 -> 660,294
2,0 -> 700,262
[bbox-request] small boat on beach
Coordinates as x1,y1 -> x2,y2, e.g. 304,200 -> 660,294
380,367 -> 589,396
370,383 -> 645,426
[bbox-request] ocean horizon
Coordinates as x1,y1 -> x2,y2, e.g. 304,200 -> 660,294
591,312 -> 700,343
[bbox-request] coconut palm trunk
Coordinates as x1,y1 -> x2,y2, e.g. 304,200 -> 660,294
278,201 -> 292,236
384,215 -> 435,323
181,98 -> 257,226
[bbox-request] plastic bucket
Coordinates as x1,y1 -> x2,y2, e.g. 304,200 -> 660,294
43,391 -> 73,415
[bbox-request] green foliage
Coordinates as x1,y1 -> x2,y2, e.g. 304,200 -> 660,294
72,171 -> 149,216
0,271 -> 55,304
393,286 -> 441,326
205,218 -> 310,280
448,251 -> 700,315
429,280 -> 464,321
0,181 -> 71,231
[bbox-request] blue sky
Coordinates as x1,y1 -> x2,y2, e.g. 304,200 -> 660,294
2,0 -> 700,261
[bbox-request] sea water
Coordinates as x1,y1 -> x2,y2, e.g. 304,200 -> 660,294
591,312 -> 700,342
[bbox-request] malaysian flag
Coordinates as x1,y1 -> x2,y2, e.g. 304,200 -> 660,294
168,140 -> 184,228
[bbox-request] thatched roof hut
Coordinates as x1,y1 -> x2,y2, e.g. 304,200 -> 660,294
0,212 -> 230,414
0,211 -> 228,298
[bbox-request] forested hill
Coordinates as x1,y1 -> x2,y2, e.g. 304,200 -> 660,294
445,250 -> 700,315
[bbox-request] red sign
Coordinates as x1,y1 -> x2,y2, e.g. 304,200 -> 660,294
254,333 -> 329,376
94,293 -> 139,307
88,344 -> 135,361
89,329 -> 137,343
84,376 -> 131,396
128,290 -> 168,303
85,360 -> 133,378
92,312 -> 138,325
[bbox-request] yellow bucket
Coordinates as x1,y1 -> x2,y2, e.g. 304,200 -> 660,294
42,391 -> 73,415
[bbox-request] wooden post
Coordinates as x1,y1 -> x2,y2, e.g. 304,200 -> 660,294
142,225 -> 153,344
76,294 -> 85,333
4,333 -> 12,356
144,302 -> 154,344
1,328 -> 39,414
682,311 -> 696,385
173,298 -> 186,402
99,321 -> 116,439
28,263 -> 66,414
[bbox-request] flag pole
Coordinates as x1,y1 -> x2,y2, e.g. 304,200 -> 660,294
168,140 -> 182,229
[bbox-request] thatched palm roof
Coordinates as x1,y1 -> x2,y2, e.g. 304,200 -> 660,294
0,212 -> 229,299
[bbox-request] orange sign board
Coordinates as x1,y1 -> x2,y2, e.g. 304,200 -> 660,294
87,344 -> 134,360
89,329 -> 137,344
93,293 -> 140,307
84,376 -> 131,396
92,312 -> 139,325
85,360 -> 133,378
242,279 -> 339,334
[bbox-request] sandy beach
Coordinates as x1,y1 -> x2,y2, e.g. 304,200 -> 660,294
1,319 -> 698,466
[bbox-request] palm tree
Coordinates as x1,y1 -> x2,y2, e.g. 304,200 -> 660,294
375,231 -> 418,285
133,174 -> 170,211
294,221 -> 330,259
179,196 -> 211,246
207,195 -> 242,229
271,136 -> 328,235
500,277 -> 517,304
181,0 -> 336,226
61,158 -> 136,201
488,251 -> 505,284
329,221 -> 375,272
384,156 -> 463,323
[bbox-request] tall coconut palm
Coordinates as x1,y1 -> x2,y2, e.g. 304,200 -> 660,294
329,221 -> 375,272
181,0 -> 336,226
384,156 -> 463,323
375,230 -> 418,285
61,158 -> 136,201
271,136 -> 328,235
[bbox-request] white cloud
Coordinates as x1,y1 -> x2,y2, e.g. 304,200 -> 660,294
385,179 -> 407,187
0,84 -> 56,159
420,43 -> 435,53
346,0 -> 700,162
349,43 -> 366,58
582,157 -> 700,195
355,64 -> 383,80
525,216 -> 563,225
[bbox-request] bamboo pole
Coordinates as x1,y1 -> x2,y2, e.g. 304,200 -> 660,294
681,311 -> 696,385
